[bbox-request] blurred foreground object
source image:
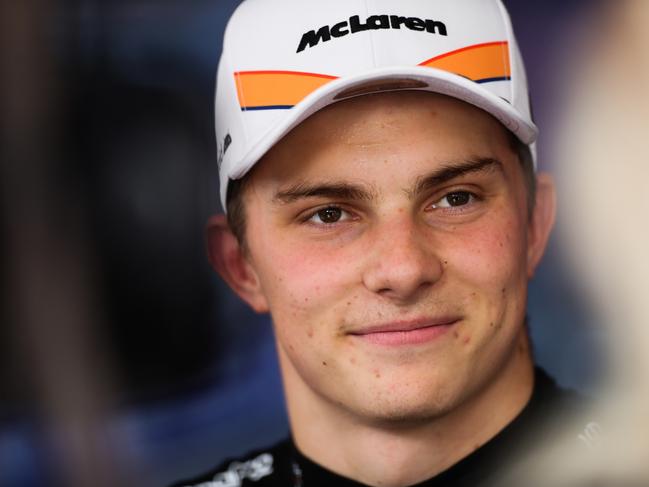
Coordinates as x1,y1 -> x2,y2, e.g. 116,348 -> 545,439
0,0 -> 128,485
514,1 -> 649,484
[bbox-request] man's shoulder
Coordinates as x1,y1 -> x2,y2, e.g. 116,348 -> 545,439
489,368 -> 606,485
169,439 -> 293,487
512,367 -> 601,449
531,367 -> 598,432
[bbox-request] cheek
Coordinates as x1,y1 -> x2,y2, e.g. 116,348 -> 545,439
444,212 -> 529,307
250,235 -> 362,387
250,230 -> 358,329
437,212 -> 530,369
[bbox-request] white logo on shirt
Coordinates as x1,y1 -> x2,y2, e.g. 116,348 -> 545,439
188,453 -> 274,487
578,421 -> 603,449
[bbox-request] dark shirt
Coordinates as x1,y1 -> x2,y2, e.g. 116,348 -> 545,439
171,368 -> 595,487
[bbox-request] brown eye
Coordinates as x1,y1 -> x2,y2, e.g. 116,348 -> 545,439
316,207 -> 343,223
446,192 -> 471,207
432,191 -> 475,209
306,206 -> 353,226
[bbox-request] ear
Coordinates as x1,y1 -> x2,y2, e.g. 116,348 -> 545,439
206,214 -> 270,313
527,172 -> 557,278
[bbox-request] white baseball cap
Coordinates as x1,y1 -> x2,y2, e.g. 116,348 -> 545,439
215,0 -> 537,210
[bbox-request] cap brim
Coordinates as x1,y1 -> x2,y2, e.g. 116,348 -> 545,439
228,66 -> 538,181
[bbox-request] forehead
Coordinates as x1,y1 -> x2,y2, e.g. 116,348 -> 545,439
247,91 -> 515,189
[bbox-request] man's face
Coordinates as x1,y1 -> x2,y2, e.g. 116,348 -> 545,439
235,91 -> 542,423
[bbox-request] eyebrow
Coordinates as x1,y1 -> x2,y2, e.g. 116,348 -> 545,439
408,157 -> 503,199
272,157 -> 502,205
273,181 -> 376,204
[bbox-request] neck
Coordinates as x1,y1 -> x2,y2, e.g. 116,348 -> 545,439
279,329 -> 534,487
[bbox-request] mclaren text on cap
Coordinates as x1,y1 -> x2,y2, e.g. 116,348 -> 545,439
297,14 -> 448,53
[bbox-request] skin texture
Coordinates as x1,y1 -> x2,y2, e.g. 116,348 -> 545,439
208,91 -> 556,486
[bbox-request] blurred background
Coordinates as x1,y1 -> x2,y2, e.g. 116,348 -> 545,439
0,0 -> 614,486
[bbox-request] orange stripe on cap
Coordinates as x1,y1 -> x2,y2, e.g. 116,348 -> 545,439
419,41 -> 511,83
234,42 -> 511,111
235,70 -> 338,110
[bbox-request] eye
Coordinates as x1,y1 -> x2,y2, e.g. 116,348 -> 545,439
306,206 -> 351,225
431,191 -> 476,209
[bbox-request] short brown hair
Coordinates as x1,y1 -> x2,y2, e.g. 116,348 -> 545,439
225,133 -> 535,247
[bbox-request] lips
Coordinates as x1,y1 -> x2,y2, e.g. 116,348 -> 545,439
348,317 -> 459,346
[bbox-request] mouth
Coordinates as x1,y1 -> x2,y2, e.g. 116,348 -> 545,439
348,317 -> 460,346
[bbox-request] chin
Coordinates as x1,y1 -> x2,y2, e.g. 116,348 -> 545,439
356,399 -> 458,427
347,380 -> 464,426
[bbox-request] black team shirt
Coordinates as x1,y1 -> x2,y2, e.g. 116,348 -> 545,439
171,368 -> 595,487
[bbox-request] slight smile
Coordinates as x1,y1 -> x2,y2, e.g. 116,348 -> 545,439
348,318 -> 460,346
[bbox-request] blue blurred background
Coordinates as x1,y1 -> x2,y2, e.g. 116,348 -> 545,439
0,1 -> 605,486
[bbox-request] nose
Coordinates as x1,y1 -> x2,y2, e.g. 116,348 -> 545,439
362,216 -> 443,303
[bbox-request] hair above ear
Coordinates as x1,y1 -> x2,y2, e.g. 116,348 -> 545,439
206,214 -> 270,313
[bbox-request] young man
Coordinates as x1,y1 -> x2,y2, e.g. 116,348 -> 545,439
174,1 -> 590,485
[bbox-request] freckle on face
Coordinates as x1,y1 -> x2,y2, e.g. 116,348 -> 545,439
241,91 -> 534,427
